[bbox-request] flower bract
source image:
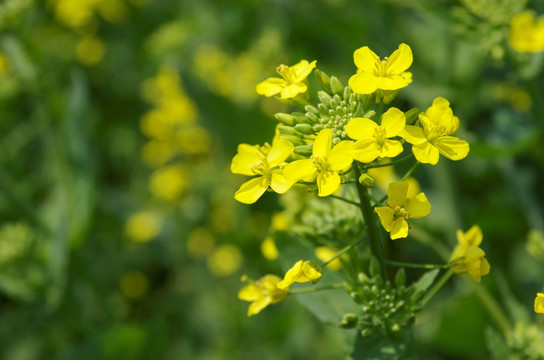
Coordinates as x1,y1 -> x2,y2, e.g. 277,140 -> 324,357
401,97 -> 469,165
283,129 -> 353,197
375,181 -> 431,239
238,275 -> 289,316
277,260 -> 322,289
348,43 -> 413,95
346,107 -> 406,163
256,60 -> 316,99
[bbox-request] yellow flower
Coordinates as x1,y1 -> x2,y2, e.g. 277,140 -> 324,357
346,107 -> 406,163
283,129 -> 353,197
375,181 -> 431,239
256,60 -> 316,99
348,43 -> 413,94
401,97 -> 469,165
315,246 -> 342,271
277,260 -> 322,289
261,236 -> 279,260
238,275 -> 289,316
149,165 -> 188,201
509,12 -> 544,53
207,245 -> 243,277
231,136 -> 294,204
535,293 -> 544,314
449,225 -> 490,283
125,211 -> 162,243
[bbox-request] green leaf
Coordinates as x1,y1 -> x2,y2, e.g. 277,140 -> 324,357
412,269 -> 439,294
351,331 -> 413,360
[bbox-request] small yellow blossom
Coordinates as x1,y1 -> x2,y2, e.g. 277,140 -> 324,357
509,12 -> 544,53
401,97 -> 469,165
349,43 -> 413,95
231,136 -> 294,204
375,181 -> 431,239
277,260 -> 322,289
238,275 -> 289,316
125,210 -> 162,243
315,246 -> 342,271
535,293 -> 544,314
261,236 -> 279,260
449,225 -> 490,283
256,60 -> 316,99
283,129 -> 353,197
346,107 -> 406,163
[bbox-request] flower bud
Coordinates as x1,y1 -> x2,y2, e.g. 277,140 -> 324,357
340,313 -> 359,329
294,123 -> 314,135
274,113 -> 295,126
330,76 -> 344,95
395,268 -> 406,287
404,107 -> 421,125
358,173 -> 375,187
314,68 -> 332,93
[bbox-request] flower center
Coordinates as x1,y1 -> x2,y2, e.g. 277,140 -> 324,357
276,64 -> 295,83
374,57 -> 389,77
426,124 -> 447,142
393,206 -> 410,219
311,156 -> 329,172
373,126 -> 387,146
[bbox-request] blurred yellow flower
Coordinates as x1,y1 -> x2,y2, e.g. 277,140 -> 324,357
125,210 -> 162,243
535,293 -> 544,314
256,59 -> 316,99
401,97 -> 469,165
120,270 -> 150,300
277,260 -> 322,289
238,274 -> 289,316
349,43 -> 413,94
449,225 -> 490,283
346,108 -> 406,163
315,246 -> 342,271
141,140 -> 176,167
270,212 -> 290,231
284,129 -> 353,197
207,244 -> 243,277
96,0 -> 128,23
177,125 -> 212,155
509,11 -> 544,53
261,236 -> 279,260
186,227 -> 215,258
50,0 -> 128,28
76,36 -> 105,67
375,181 -> 431,239
149,165 -> 188,202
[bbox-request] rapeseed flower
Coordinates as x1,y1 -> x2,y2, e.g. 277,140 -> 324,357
277,260 -> 322,289
315,246 -> 342,270
535,293 -> 544,313
509,12 -> 544,53
346,107 -> 406,163
231,136 -> 294,204
449,225 -> 490,283
401,97 -> 469,165
256,60 -> 316,99
349,43 -> 413,95
375,181 -> 431,239
238,275 -> 289,316
283,129 -> 353,197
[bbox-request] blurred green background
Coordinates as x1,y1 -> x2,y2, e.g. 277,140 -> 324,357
0,0 -> 543,359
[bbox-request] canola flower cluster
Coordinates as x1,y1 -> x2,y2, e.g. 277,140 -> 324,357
233,43 -> 495,318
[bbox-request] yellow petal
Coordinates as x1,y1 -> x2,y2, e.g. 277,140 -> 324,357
267,138 -> 294,167
375,206 -> 395,231
381,107 -> 406,137
385,43 -> 413,75
390,218 -> 409,239
270,169 -> 294,194
328,141 -> 354,171
388,181 -> 409,208
457,225 -> 483,247
352,139 -> 381,163
278,260 -> 303,289
248,296 -> 273,316
238,284 -> 259,301
283,159 -> 316,183
480,257 -> 490,276
401,125 -> 426,145
291,60 -> 317,82
375,74 -> 411,91
348,72 -> 379,95
301,261 -> 323,283
313,129 -> 332,159
353,46 -> 379,71
412,142 -> 440,165
256,77 -> 287,97
535,293 -> 544,314
280,82 -> 307,99
231,146 -> 263,175
345,117 -> 378,141
425,97 -> 452,125
379,139 -> 404,159
433,136 -> 469,161
405,192 -> 431,218
234,177 -> 269,204
317,171 -> 341,197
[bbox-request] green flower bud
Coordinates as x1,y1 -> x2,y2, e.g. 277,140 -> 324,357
278,125 -> 300,136
280,134 -> 306,146
343,86 -> 352,101
292,112 -> 312,124
369,256 -> 381,278
275,113 -> 295,126
294,144 -> 313,156
404,107 -> 421,125
304,104 -> 319,116
317,91 -> 332,107
305,112 -> 320,124
330,76 -> 344,95
294,123 -> 314,135
395,268 -> 406,287
358,173 -> 375,187
340,313 -> 359,329
314,68 -> 332,93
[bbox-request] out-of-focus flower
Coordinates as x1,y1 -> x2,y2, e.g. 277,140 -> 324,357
207,244 -> 243,277
315,246 -> 342,270
277,260 -> 322,289
76,36 -> 105,67
509,11 -> 544,53
120,270 -> 150,300
284,129 -> 353,197
0,52 -> 11,76
270,212 -> 290,231
261,236 -> 279,260
149,165 -> 188,202
449,225 -> 490,283
238,275 -> 289,316
346,108 -> 406,163
50,0 -> 128,28
186,227 -> 215,258
349,43 -> 413,94
125,210 -> 162,243
375,181 -> 430,239
401,97 -> 469,165
535,293 -> 544,314
256,60 -> 316,99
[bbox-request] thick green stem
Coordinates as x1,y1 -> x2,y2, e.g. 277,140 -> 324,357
421,269 -> 452,306
329,194 -> 360,207
469,279 -> 512,335
353,164 -> 387,279
321,236 -> 367,268
289,283 -> 345,295
384,259 -> 449,270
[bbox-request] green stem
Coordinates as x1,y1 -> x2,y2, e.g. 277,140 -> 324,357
363,154 -> 414,169
289,283 -> 345,294
421,269 -> 453,306
329,194 -> 360,207
400,161 -> 420,181
353,164 -> 387,279
321,236 -> 368,268
469,279 -> 512,335
376,101 -> 384,124
384,259 -> 449,270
